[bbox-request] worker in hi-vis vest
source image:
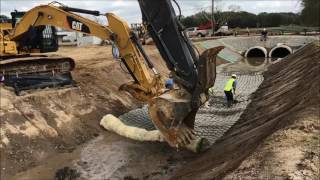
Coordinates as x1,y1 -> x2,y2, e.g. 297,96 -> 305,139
224,74 -> 238,107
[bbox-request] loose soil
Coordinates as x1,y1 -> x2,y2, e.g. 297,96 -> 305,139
0,45 -> 168,179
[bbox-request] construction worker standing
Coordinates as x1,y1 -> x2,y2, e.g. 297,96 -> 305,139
0,73 -> 4,84
224,74 -> 237,107
261,28 -> 268,41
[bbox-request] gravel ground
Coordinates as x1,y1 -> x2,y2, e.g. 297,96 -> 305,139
195,71 -> 263,143
119,67 -> 264,144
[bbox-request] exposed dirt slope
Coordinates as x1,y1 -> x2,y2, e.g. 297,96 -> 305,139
225,106 -> 319,179
0,45 -> 167,179
173,42 -> 320,179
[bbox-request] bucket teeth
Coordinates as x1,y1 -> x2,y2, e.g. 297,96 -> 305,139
173,127 -> 196,147
181,135 -> 189,145
184,129 -> 195,143
177,136 -> 185,146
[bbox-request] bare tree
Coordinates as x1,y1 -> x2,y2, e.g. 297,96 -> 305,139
215,4 -> 241,26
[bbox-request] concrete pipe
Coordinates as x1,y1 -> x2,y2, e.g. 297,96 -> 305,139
245,46 -> 268,58
269,44 -> 292,59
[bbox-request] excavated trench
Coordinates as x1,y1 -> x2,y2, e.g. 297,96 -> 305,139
118,72 -> 263,144
2,40 -> 319,179
10,66 -> 265,180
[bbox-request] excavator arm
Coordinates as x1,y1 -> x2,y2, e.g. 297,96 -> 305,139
138,0 -> 224,148
138,0 -> 199,90
5,2 -> 162,101
2,1 -> 224,150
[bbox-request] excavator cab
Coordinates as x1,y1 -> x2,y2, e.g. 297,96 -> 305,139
38,25 -> 59,53
1,11 -> 74,95
11,10 -> 59,53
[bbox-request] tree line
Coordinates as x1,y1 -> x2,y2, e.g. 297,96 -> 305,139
180,0 -> 319,28
300,0 -> 320,26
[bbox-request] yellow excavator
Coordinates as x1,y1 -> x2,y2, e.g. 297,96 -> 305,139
0,1 -> 223,150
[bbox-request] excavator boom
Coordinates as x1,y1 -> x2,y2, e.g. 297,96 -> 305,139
138,0 -> 223,148
0,1 -> 223,150
1,2 -> 162,100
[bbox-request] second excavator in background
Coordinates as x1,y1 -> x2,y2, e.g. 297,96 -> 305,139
0,0 -> 223,150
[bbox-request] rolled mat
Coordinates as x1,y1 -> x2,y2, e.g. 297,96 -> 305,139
100,114 -> 164,142
100,114 -> 208,153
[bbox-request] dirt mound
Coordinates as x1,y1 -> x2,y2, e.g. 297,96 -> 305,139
173,42 -> 320,179
0,45 -> 167,179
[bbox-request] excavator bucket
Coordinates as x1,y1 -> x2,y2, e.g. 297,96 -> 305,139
148,46 -> 224,148
136,0 -> 225,149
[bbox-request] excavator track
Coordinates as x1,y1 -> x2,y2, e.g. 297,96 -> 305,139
0,55 -> 75,75
0,55 -> 76,95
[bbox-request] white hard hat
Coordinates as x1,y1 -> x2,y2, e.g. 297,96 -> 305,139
263,28 -> 266,31
231,74 -> 237,78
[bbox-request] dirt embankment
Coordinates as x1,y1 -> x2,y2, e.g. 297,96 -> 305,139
225,106 -> 319,179
0,45 -> 167,179
173,42 -> 320,179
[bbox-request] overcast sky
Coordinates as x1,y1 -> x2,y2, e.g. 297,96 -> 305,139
1,0 -> 302,24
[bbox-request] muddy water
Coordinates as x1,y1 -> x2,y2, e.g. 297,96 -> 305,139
243,57 -> 281,67
10,149 -> 81,180
245,57 -> 267,67
10,133 -> 195,180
